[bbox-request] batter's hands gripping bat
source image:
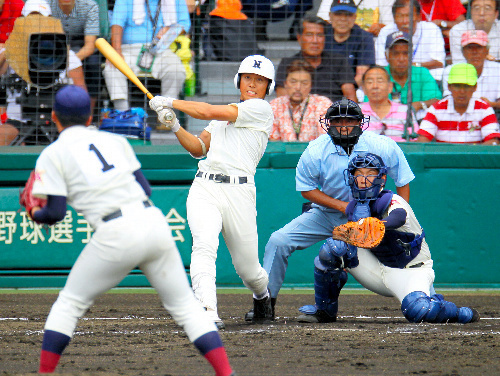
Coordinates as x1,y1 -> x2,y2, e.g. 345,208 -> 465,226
95,38 -> 154,100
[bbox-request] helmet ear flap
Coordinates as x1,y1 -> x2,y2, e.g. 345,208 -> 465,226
234,73 -> 240,90
267,80 -> 275,95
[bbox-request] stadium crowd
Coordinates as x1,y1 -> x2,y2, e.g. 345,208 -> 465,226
1,0 -> 500,145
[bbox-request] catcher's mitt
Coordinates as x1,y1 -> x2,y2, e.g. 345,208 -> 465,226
19,170 -> 47,219
331,217 -> 385,249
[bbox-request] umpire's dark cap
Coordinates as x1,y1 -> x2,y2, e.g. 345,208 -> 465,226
385,31 -> 410,50
54,85 -> 91,117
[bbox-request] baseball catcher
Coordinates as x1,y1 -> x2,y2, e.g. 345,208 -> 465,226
298,153 -> 479,324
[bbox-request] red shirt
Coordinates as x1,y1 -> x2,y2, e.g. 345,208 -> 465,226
0,0 -> 24,43
418,96 -> 500,143
419,0 -> 466,22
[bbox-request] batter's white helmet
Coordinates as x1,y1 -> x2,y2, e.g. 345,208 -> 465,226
234,55 -> 275,95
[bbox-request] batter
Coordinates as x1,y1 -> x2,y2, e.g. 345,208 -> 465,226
149,55 -> 276,327
29,85 -> 235,375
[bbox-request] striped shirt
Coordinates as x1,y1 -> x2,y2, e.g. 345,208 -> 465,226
270,94 -> 332,142
361,101 -> 419,142
418,96 -> 500,143
47,0 -> 100,47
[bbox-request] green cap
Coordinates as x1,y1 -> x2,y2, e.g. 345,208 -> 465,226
448,63 -> 478,86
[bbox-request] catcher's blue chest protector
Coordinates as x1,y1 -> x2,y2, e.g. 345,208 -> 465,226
347,191 -> 425,269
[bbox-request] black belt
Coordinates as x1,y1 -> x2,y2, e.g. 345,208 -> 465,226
196,171 -> 247,184
102,200 -> 152,222
408,262 -> 424,269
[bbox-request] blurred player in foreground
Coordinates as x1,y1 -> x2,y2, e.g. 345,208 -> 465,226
297,152 -> 479,324
149,55 -> 275,327
23,85 -> 235,375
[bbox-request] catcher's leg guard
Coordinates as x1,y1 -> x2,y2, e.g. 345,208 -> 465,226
401,291 -> 480,324
298,254 -> 347,323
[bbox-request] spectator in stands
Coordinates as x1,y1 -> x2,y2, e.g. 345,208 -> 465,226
0,0 -> 24,145
450,0 -> 500,63
382,31 -> 441,120
323,0 -> 376,87
103,0 -> 190,112
418,0 -> 466,58
45,0 -> 101,117
205,0 -> 262,61
270,60 -> 332,142
361,65 -> 418,142
275,15 -> 357,102
317,0 -> 395,36
417,63 -> 500,144
376,0 -> 445,81
443,30 -> 500,113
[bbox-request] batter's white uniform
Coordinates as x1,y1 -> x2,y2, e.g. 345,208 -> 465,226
187,98 -> 273,313
348,194 -> 435,302
32,126 -> 216,341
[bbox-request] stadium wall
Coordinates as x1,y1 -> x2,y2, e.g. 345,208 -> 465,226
0,142 -> 498,289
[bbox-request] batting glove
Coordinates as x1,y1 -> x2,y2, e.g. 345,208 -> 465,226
157,108 -> 181,132
149,96 -> 174,111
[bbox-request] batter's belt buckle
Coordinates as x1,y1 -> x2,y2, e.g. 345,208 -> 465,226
212,173 -> 229,183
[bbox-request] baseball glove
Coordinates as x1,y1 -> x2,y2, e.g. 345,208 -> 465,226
331,217 -> 385,249
19,170 -> 46,219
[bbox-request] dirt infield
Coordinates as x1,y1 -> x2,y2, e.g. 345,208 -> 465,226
0,291 -> 498,376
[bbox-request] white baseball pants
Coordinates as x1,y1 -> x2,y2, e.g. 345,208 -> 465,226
103,44 -> 186,101
348,248 -> 435,303
187,178 -> 269,311
44,204 -> 216,342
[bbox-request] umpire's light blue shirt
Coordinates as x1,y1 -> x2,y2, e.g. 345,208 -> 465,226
111,0 -> 190,45
296,131 -> 415,205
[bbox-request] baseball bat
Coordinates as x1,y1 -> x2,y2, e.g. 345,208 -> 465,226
95,38 -> 154,100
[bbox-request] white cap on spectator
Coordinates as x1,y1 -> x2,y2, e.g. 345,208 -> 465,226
22,0 -> 52,17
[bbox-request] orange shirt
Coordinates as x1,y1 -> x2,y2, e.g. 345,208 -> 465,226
270,94 -> 332,142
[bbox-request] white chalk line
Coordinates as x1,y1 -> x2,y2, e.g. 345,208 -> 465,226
1,316 -> 499,338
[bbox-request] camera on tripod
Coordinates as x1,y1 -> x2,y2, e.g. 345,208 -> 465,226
4,14 -> 69,145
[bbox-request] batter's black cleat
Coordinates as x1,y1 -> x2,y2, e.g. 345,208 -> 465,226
297,309 -> 337,323
245,297 -> 276,321
251,294 -> 274,323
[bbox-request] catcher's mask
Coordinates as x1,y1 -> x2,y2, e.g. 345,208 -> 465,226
344,153 -> 387,202
320,98 -> 369,155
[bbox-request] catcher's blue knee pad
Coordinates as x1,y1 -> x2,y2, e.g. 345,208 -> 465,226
319,238 -> 348,265
401,291 -> 465,323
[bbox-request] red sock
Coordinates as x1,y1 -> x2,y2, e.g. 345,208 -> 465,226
204,347 -> 233,376
39,350 -> 61,373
